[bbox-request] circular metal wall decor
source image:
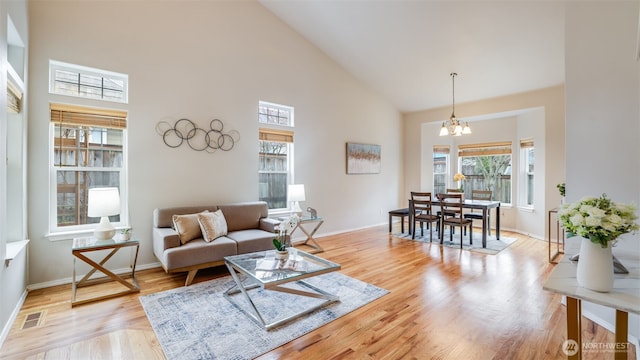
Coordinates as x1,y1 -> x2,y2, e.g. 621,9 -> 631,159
155,118 -> 240,153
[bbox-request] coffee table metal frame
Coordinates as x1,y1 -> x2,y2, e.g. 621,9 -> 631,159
223,250 -> 340,330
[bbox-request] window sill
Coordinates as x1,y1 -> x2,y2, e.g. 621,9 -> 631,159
518,206 -> 535,213
45,229 -> 94,242
5,239 -> 29,266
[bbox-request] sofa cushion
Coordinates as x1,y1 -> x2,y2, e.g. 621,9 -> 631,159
217,202 -> 268,232
226,229 -> 276,254
173,211 -> 208,245
162,237 -> 237,271
198,210 -> 228,242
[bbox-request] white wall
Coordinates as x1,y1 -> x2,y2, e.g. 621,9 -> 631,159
27,1 -> 402,287
565,0 -> 640,343
405,86 -> 565,240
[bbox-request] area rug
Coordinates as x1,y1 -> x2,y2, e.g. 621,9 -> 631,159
139,272 -> 388,360
400,231 -> 517,255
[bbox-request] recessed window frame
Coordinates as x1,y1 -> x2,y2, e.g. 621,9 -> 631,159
258,101 -> 295,213
458,141 -> 512,205
433,145 -> 450,195
519,138 -> 535,209
48,103 -> 128,237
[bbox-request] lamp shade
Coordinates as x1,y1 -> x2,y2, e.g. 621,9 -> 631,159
287,184 -> 306,202
88,187 -> 120,217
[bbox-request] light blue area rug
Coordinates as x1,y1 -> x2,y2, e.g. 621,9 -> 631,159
400,230 -> 517,255
139,272 -> 388,360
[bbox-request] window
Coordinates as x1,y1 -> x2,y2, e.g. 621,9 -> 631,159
458,142 -> 512,204
258,101 -> 293,126
258,101 -> 294,211
50,103 -> 127,233
520,138 -> 534,207
49,60 -> 128,103
433,145 -> 450,195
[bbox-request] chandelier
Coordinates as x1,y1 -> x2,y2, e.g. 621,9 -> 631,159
439,72 -> 471,136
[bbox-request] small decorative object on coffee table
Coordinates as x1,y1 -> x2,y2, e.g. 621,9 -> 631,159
272,215 -> 299,260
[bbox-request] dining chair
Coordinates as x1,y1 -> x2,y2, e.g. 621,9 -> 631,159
464,190 -> 493,235
437,193 -> 473,248
439,188 -> 465,232
410,192 -> 440,242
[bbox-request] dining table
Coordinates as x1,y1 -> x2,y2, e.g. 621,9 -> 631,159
409,198 -> 501,248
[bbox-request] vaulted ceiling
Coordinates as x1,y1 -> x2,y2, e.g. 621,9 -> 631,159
259,1 -> 566,113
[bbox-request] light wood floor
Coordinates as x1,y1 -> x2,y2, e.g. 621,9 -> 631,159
0,224 -> 635,360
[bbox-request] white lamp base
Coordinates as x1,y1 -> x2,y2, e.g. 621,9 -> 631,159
292,201 -> 303,217
94,216 -> 116,240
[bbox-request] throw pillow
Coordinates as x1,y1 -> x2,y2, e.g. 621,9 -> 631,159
197,210 -> 228,242
173,210 -> 209,245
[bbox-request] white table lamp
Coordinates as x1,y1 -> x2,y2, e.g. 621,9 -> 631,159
287,184 -> 306,217
88,187 -> 120,240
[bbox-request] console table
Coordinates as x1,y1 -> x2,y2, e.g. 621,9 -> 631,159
548,207 -> 565,263
71,236 -> 140,306
543,240 -> 639,359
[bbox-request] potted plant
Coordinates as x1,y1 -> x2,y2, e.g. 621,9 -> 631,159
273,215 -> 299,260
120,228 -> 132,241
558,194 -> 638,292
556,182 -> 566,204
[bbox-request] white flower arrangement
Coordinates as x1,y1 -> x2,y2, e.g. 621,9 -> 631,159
558,194 -> 639,248
273,215 -> 299,251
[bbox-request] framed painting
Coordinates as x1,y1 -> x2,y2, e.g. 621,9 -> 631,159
346,142 -> 381,174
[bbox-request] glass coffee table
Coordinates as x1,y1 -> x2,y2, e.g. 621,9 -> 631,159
224,249 -> 341,330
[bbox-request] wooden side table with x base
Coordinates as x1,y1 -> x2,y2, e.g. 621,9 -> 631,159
71,237 -> 140,307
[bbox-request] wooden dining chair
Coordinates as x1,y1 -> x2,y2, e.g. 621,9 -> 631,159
463,190 -> 493,235
437,193 -> 473,248
411,192 -> 440,242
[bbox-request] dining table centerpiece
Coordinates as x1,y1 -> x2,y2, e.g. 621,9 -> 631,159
454,172 -> 466,197
558,194 -> 639,292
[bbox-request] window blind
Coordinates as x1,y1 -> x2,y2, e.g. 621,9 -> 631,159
519,138 -> 534,148
7,81 -> 22,114
259,128 -> 294,143
433,145 -> 450,154
50,103 -> 127,129
458,141 -> 512,157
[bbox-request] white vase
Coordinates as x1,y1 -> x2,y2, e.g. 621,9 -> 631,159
576,237 -> 614,292
274,250 -> 289,261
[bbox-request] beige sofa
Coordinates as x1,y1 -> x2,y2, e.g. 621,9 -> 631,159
152,201 -> 279,285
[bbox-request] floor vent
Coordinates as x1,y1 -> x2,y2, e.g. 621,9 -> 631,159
21,310 -> 45,330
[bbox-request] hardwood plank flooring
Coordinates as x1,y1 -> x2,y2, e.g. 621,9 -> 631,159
0,225 -> 635,360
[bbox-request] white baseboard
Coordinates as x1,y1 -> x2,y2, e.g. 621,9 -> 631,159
0,289 -> 28,350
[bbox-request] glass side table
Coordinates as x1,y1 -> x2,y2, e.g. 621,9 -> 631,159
279,216 -> 324,253
71,236 -> 140,307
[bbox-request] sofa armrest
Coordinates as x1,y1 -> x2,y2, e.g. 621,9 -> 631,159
153,227 -> 181,261
259,217 -> 280,233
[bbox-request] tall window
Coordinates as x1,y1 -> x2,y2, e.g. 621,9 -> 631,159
258,101 -> 294,211
433,145 -> 450,195
520,138 -> 534,207
50,103 -> 127,232
49,60 -> 128,103
458,142 -> 512,204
